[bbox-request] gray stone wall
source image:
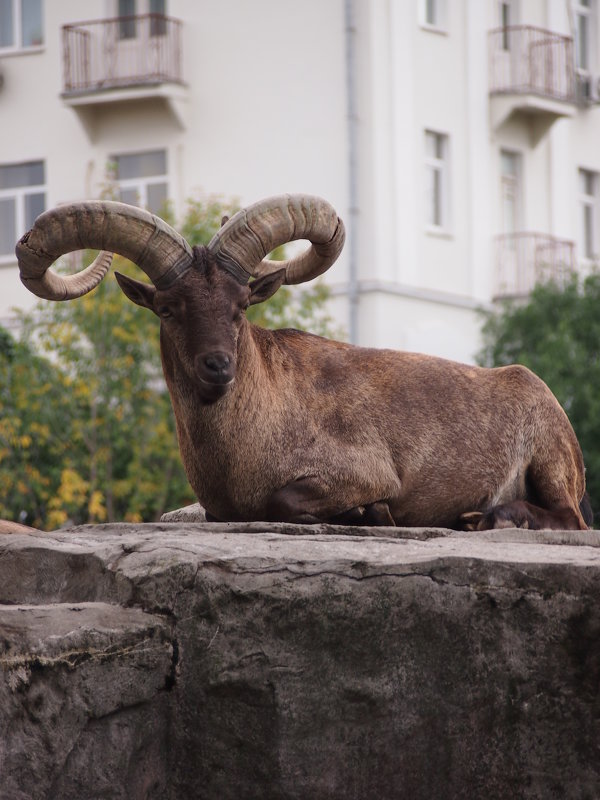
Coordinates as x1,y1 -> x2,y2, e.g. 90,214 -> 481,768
1,523 -> 600,799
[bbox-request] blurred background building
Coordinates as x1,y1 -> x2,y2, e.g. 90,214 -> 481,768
0,0 -> 599,363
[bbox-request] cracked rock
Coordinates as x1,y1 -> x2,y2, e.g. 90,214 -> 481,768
0,602 -> 172,800
1,524 -> 600,799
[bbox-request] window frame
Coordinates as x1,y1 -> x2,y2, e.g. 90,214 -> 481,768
500,149 -> 523,236
111,148 -> 169,215
498,0 -> 518,50
574,0 -> 595,74
419,0 -> 447,33
424,130 -> 451,234
0,159 -> 46,263
579,167 -> 599,261
0,0 -> 44,53
118,0 -> 137,41
116,0 -> 167,39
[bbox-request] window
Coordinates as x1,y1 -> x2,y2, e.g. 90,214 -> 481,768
499,0 -> 516,50
150,0 -> 167,36
424,131 -> 449,230
500,150 -> 522,234
117,0 -> 166,39
0,160 -> 45,259
420,0 -> 446,31
0,0 -> 43,50
118,0 -> 136,40
112,150 -> 168,215
574,0 -> 593,72
579,168 -> 598,259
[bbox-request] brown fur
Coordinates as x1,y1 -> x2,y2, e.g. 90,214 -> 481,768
0,520 -> 38,534
115,258 -> 589,531
460,501 -> 584,531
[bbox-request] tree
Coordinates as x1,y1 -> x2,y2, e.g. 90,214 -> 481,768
0,194 -> 342,529
13,254 -> 195,528
477,273 -> 600,514
0,325 -> 80,528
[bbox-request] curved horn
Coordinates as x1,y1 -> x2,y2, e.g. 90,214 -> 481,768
16,201 -> 193,301
207,194 -> 345,285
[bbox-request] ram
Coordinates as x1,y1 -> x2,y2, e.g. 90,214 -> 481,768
16,194 -> 592,531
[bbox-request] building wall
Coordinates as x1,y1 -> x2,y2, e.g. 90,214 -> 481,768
1,0 -> 600,365
0,0 -> 348,317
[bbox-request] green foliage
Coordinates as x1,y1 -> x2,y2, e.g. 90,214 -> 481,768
171,194 -> 240,247
0,328 -> 79,527
0,194 -> 341,529
9,255 -> 195,528
477,274 -> 600,514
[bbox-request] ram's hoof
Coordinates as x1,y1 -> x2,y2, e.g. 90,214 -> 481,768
459,511 -> 484,531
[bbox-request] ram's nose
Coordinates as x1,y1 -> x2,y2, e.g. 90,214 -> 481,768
196,351 -> 234,386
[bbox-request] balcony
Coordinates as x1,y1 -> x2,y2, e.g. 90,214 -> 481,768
488,26 -> 577,130
61,14 -> 187,126
493,232 -> 575,300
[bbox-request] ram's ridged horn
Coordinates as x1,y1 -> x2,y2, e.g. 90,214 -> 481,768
207,194 -> 345,285
16,201 -> 193,300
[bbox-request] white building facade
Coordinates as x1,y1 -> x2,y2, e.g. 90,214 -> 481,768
1,0 -> 600,363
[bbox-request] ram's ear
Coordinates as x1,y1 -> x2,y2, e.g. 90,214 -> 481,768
114,271 -> 156,312
248,268 -> 286,306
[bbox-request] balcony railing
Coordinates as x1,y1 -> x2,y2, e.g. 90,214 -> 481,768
489,25 -> 576,103
494,232 -> 575,299
62,14 -> 183,94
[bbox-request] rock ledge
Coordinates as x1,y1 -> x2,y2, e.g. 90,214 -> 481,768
1,523 -> 599,799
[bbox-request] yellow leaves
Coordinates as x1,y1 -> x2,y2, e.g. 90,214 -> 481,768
55,467 -> 89,506
45,468 -> 101,530
24,463 -> 49,486
0,472 -> 14,494
47,509 -> 68,530
73,382 -> 93,400
113,478 -> 133,500
28,421 -> 51,440
47,321 -> 78,349
88,490 -> 107,522
113,326 -> 139,346
0,417 -> 18,441
0,419 -> 47,451
43,471 -> 106,528
4,433 -> 30,456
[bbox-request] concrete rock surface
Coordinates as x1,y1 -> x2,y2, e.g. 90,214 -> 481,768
161,502 -> 206,523
1,522 -> 600,799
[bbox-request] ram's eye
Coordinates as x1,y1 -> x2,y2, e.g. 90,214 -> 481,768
158,305 -> 173,319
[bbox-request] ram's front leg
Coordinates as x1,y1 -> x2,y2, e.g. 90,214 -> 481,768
264,477 -> 337,523
265,477 -> 395,526
330,502 -> 395,526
